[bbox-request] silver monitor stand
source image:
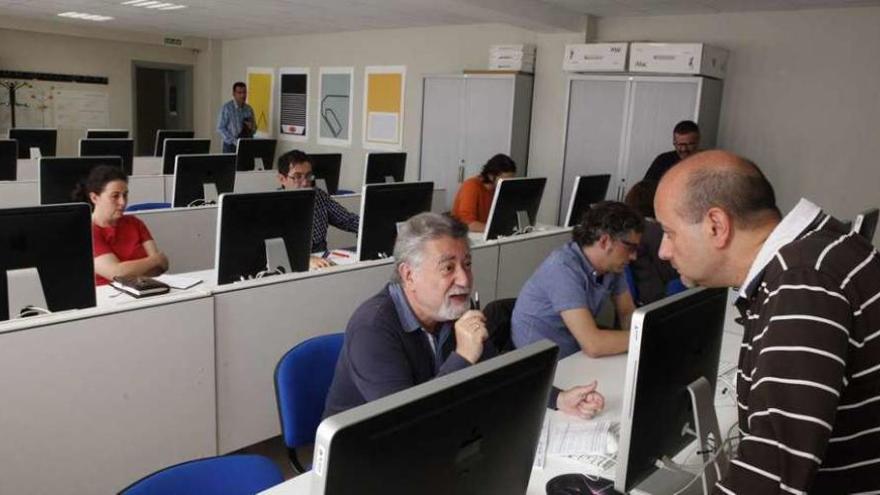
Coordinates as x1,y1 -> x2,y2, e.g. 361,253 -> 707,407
6,267 -> 48,319
202,182 -> 219,204
264,237 -> 291,274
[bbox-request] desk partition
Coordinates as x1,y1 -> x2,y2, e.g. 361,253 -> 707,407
0,292 -> 216,494
495,228 -> 572,298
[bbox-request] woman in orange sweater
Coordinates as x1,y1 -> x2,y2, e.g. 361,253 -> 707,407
451,154 -> 517,232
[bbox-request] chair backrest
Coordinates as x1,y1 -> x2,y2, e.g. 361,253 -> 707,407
275,332 -> 345,448
624,266 -> 639,304
119,454 -> 283,495
483,298 -> 517,353
125,202 -> 171,212
666,277 -> 687,296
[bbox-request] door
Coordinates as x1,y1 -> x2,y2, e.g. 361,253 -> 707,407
560,77 -> 629,222
623,78 -> 700,190
419,77 -> 464,209
134,64 -> 193,156
463,76 -> 515,182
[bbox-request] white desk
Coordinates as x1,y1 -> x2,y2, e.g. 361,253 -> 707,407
133,156 -> 162,175
15,158 -> 35,180
258,290 -> 744,495
0,290 -> 217,495
0,180 -> 37,207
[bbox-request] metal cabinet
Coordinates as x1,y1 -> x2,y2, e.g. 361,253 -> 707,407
419,74 -> 533,209
559,75 -> 722,220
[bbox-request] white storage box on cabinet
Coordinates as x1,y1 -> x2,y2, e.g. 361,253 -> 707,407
563,43 -> 628,72
629,43 -> 728,79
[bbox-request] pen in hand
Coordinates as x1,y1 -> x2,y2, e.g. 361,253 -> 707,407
470,291 -> 480,311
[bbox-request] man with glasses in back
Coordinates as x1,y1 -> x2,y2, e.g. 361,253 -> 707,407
277,150 -> 359,269
511,201 -> 643,358
643,120 -> 701,182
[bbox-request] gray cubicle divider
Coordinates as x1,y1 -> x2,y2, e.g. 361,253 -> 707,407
0,293 -> 216,494
133,206 -> 218,273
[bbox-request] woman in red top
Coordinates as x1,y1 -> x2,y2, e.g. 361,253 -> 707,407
74,165 -> 169,285
450,154 -> 517,232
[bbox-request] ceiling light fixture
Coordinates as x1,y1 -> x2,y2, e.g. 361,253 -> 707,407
121,0 -> 188,10
58,11 -> 114,21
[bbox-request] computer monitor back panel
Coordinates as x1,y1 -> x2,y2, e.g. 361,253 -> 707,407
356,181 -> 433,261
0,140 -> 17,181
484,177 -> 547,241
8,128 -> 57,159
79,138 -> 134,175
313,341 -> 559,495
39,156 -> 124,205
615,287 -> 728,493
215,190 -> 316,285
86,129 -> 129,139
234,138 -> 277,171
565,174 -> 611,227
0,203 -> 96,321
310,153 -> 342,194
364,152 -> 406,184
172,154 -> 237,207
154,130 -> 195,157
161,139 -> 210,174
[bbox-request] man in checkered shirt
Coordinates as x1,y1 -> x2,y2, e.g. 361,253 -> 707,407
277,150 -> 359,269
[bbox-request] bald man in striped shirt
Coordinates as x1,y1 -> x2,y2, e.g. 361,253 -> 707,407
655,150 -> 880,494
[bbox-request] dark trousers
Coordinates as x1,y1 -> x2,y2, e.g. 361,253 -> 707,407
222,141 -> 236,154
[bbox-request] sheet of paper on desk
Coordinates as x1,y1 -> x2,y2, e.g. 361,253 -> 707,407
154,274 -> 203,290
548,420 -> 618,457
534,415 -> 550,468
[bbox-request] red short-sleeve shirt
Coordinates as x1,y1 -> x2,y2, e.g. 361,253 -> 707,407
91,215 -> 154,286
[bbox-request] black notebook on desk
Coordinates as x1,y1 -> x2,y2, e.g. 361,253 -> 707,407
110,276 -> 170,298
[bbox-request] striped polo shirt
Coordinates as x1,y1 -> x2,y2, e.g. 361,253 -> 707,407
716,199 -> 880,494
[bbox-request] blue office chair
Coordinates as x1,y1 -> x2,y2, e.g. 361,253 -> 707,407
274,332 -> 345,473
118,454 -> 283,495
666,277 -> 687,296
125,202 -> 171,212
624,266 -> 639,304
335,189 -> 356,195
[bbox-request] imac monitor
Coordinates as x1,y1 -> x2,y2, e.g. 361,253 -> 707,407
234,138 -> 277,171
484,177 -> 547,242
356,181 -> 433,261
853,208 -> 879,242
79,138 -> 134,175
153,129 -> 195,157
39,156 -> 124,205
615,287 -> 728,494
8,128 -> 57,159
0,139 -> 17,181
215,190 -> 316,285
86,129 -> 129,139
309,153 -> 342,194
312,340 -> 559,495
364,152 -> 406,184
172,154 -> 236,207
161,138 -> 210,174
0,203 -> 96,321
564,174 -> 611,227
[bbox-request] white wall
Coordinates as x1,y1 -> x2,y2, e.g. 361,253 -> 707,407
221,23 -> 586,204
0,23 -> 214,155
597,6 -> 880,219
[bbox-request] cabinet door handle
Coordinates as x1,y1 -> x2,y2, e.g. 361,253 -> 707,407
458,166 -> 465,183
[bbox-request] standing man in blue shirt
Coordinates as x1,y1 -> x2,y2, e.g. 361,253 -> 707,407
217,81 -> 255,153
512,201 -> 643,359
323,212 -> 607,419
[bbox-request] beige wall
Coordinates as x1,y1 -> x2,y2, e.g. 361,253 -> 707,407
597,6 -> 880,219
220,23 -> 575,198
0,24 -> 213,155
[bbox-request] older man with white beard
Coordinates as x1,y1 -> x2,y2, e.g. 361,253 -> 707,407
323,212 -> 605,419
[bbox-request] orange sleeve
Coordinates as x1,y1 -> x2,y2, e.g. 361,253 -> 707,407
451,178 -> 482,224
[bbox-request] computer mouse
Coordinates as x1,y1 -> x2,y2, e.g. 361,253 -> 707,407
546,474 -> 620,495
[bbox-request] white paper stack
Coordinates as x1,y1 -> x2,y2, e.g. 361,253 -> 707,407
489,44 -> 536,73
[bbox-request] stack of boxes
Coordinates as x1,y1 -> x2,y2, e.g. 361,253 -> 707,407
561,42 -> 728,79
489,44 -> 536,73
